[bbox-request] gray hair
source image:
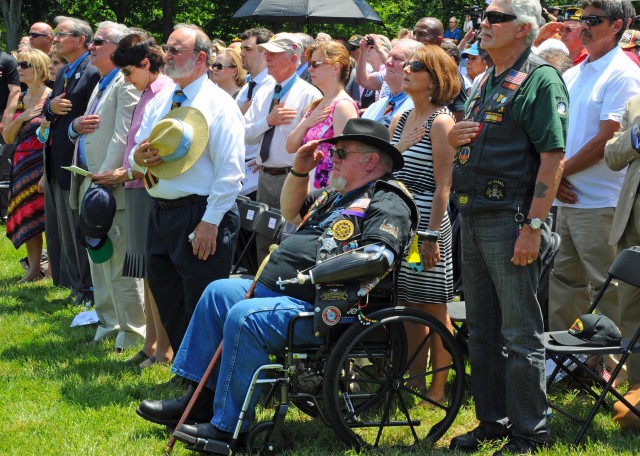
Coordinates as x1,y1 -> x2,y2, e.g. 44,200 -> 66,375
358,144 -> 394,173
581,0 -> 634,40
96,21 -> 130,45
538,49 -> 573,73
174,23 -> 212,61
394,39 -> 420,60
54,16 -> 93,47
511,0 -> 542,45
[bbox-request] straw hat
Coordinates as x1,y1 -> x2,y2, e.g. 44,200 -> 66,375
147,106 -> 209,179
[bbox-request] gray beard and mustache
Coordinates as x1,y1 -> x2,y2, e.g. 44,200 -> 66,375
329,175 -> 347,192
164,55 -> 197,79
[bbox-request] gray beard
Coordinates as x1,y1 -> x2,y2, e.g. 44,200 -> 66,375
164,55 -> 197,79
329,175 -> 347,192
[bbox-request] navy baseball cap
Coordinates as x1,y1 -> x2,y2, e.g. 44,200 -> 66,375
79,185 -> 116,264
551,313 -> 622,347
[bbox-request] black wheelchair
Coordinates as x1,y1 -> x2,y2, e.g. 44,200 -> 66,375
188,236 -> 467,455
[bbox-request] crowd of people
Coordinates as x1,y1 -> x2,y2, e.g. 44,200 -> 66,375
2,0 -> 640,453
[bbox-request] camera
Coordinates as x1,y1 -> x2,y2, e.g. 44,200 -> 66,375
366,36 -> 374,46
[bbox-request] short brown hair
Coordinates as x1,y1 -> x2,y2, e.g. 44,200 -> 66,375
413,44 -> 461,106
16,49 -> 51,84
304,40 -> 351,86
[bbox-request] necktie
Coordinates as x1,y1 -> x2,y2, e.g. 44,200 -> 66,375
246,81 -> 257,101
383,99 -> 395,117
145,89 -> 187,189
259,84 -> 282,163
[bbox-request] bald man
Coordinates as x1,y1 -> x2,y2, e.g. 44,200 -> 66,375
28,22 -> 54,54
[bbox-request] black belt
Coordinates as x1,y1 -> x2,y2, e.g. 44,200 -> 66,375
154,194 -> 207,210
261,166 -> 291,176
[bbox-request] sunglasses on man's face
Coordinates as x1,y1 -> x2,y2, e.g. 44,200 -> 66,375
579,15 -> 615,26
54,31 -> 79,38
29,32 -> 49,39
162,45 -> 198,56
18,61 -> 33,69
328,147 -> 362,160
482,10 -> 518,24
91,38 -> 116,46
403,60 -> 430,73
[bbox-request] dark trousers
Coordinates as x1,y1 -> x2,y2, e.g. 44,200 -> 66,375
146,198 -> 240,352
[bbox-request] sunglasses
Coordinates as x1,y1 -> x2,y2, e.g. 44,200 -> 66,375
579,15 -> 615,26
162,45 -> 198,56
328,147 -> 362,160
28,32 -> 49,39
54,31 -> 79,38
212,63 -> 235,70
90,38 -> 116,46
403,60 -> 430,73
120,66 -> 136,76
309,60 -> 331,69
482,10 -> 518,24
18,61 -> 33,69
561,25 -> 580,34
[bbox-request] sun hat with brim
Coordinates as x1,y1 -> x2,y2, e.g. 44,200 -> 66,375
146,106 -> 209,179
550,313 -> 622,347
319,118 -> 404,171
79,185 -> 116,264
620,30 -> 640,49
257,33 -> 303,57
347,35 -> 364,47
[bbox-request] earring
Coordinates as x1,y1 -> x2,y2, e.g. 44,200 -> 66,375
428,95 -> 432,102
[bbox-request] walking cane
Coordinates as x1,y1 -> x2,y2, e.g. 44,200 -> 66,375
163,245 -> 278,455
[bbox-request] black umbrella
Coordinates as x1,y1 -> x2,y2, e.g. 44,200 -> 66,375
232,0 -> 383,25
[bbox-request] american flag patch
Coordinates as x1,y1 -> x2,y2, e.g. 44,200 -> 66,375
505,70 -> 526,85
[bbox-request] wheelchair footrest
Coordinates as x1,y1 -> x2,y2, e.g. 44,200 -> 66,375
176,432 -> 231,455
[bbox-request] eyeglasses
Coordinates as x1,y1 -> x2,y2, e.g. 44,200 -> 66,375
120,66 -> 135,76
309,60 -> 330,68
162,45 -> 199,55
18,61 -> 33,69
403,60 -> 430,73
561,25 -> 580,34
482,11 -> 518,24
90,38 -> 116,46
28,32 -> 49,39
328,147 -> 362,160
54,31 -> 79,38
579,15 -> 615,26
212,63 -> 235,70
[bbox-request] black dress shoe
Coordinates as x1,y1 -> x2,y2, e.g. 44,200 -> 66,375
136,384 -> 214,426
174,422 -> 247,451
493,436 -> 545,456
450,424 -> 509,452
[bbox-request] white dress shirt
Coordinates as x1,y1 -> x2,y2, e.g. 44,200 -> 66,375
236,67 -> 275,194
246,72 -> 321,168
130,73 -> 245,226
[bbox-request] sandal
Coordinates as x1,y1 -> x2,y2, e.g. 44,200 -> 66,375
139,355 -> 171,369
124,350 -> 151,366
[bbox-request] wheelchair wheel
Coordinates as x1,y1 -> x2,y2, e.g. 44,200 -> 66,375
322,306 -> 465,450
246,421 -> 294,455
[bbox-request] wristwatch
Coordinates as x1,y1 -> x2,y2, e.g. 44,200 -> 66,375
424,229 -> 440,241
526,217 -> 543,230
633,124 -> 640,152
127,168 -> 134,181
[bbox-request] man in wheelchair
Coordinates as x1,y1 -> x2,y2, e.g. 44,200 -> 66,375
136,119 -> 419,453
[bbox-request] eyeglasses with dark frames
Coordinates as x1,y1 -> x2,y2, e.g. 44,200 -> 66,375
211,63 -> 236,70
53,31 -> 79,38
328,147 -> 362,160
482,10 -> 518,24
18,61 -> 33,69
90,38 -> 116,46
162,45 -> 199,56
28,33 -> 50,39
579,15 -> 616,26
120,66 -> 135,76
403,60 -> 431,73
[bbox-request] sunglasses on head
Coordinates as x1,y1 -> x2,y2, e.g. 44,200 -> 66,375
309,60 -> 330,69
579,15 -> 615,26
29,32 -> 49,39
212,63 -> 235,70
482,10 -> 518,24
18,61 -> 33,69
403,60 -> 430,73
162,45 -> 198,56
328,147 -> 361,160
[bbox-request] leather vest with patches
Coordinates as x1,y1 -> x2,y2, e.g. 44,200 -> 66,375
451,52 -> 549,215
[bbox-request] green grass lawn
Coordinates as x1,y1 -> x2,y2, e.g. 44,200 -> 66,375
1,221 -> 639,455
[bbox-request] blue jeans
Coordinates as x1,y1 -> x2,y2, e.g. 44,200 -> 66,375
171,279 -> 319,433
461,211 -> 549,442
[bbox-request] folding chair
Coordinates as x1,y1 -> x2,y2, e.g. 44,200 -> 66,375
232,200 -> 268,274
251,207 -> 285,246
543,246 -> 640,445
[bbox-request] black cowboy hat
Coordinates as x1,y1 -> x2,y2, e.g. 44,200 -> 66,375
320,118 -> 404,171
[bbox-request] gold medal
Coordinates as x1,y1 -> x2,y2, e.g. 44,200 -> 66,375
332,220 -> 355,241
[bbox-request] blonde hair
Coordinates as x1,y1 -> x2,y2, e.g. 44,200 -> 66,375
16,49 -> 51,84
304,40 -> 351,86
217,48 -> 247,88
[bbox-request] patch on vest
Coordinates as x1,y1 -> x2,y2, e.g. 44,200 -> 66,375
482,110 -> 503,124
556,98 -> 567,115
378,219 -> 399,239
458,194 -> 470,206
320,237 -> 338,254
320,289 -> 348,301
332,219 -> 355,241
342,240 -> 358,252
459,146 -> 471,165
322,306 -> 341,326
501,81 -> 518,91
493,93 -> 507,104
485,179 -> 505,200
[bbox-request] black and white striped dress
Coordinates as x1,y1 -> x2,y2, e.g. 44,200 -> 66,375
392,108 -> 454,304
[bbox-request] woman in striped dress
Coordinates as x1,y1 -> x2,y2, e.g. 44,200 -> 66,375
389,44 -> 461,404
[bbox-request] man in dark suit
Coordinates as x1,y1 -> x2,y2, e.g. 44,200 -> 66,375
43,16 -> 100,302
